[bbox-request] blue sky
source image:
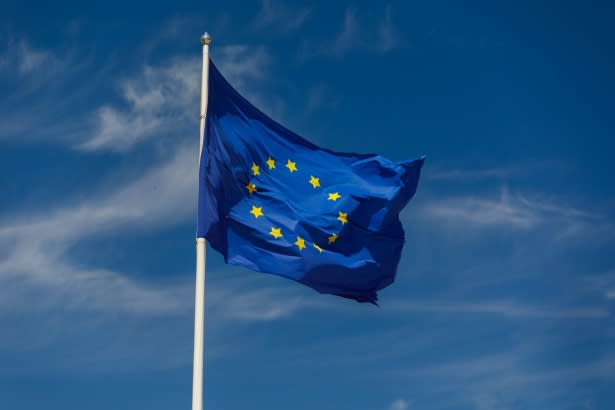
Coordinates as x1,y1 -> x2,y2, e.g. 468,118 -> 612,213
1,1 -> 614,409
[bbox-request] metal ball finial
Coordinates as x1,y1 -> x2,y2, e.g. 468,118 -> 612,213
200,32 -> 212,45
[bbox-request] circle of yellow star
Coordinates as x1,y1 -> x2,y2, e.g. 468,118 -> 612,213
294,236 -> 306,250
250,205 -> 264,218
269,227 -> 283,239
285,159 -> 297,173
328,233 -> 338,244
246,182 -> 257,195
309,176 -> 320,189
327,192 -> 341,201
251,163 -> 260,176
313,243 -> 324,253
337,212 -> 348,224
266,157 -> 276,170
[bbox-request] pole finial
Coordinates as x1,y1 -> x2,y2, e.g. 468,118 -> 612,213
200,32 -> 212,46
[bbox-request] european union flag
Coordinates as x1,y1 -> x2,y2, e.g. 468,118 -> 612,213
197,60 -> 424,303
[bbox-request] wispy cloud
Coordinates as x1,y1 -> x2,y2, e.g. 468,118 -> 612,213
78,57 -> 199,152
427,165 -> 521,181
0,37 -> 90,144
301,6 -> 400,59
329,8 -> 360,56
584,270 -> 615,301
0,36 -> 271,152
400,352 -> 615,409
386,298 -> 609,319
253,0 -> 311,33
213,44 -> 289,122
304,84 -> 341,115
376,5 -> 398,54
0,144 -> 197,243
78,44 -> 272,152
0,38 -> 62,75
417,187 -> 597,230
207,275 -> 332,322
0,143 -> 198,316
213,45 -> 270,95
388,399 -> 409,410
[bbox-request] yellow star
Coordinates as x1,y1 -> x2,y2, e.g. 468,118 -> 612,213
246,182 -> 257,195
309,176 -> 320,189
266,157 -> 276,170
250,205 -> 264,218
337,212 -> 348,224
251,163 -> 260,176
313,243 -> 324,253
328,233 -> 338,244
327,192 -> 341,201
294,236 -> 306,250
269,227 -> 283,239
285,159 -> 297,173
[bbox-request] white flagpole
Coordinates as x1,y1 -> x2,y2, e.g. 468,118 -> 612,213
193,31 -> 211,410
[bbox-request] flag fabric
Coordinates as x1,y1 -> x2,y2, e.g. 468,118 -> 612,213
197,60 -> 424,303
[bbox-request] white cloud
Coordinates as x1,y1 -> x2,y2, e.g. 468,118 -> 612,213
305,84 -> 327,114
302,6 -> 399,59
400,351 -> 615,410
0,38 -> 271,150
213,45 -> 270,93
303,84 -> 341,115
213,44 -> 289,123
17,41 -> 52,73
389,399 -> 409,410
426,165 -> 520,180
330,8 -> 360,56
0,37 -> 87,144
376,5 -> 398,54
79,57 -> 200,152
417,187 -> 596,230
0,38 -> 61,75
583,270 -> 615,301
422,188 -> 539,229
207,275 -> 330,322
386,299 -> 608,319
0,143 -> 197,245
0,142 -> 198,316
78,44 -> 271,152
253,0 -> 311,33
0,258 -> 192,316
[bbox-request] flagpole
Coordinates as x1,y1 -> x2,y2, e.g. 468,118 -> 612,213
193,31 -> 211,410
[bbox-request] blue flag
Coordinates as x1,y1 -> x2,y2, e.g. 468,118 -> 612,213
197,60 -> 424,303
